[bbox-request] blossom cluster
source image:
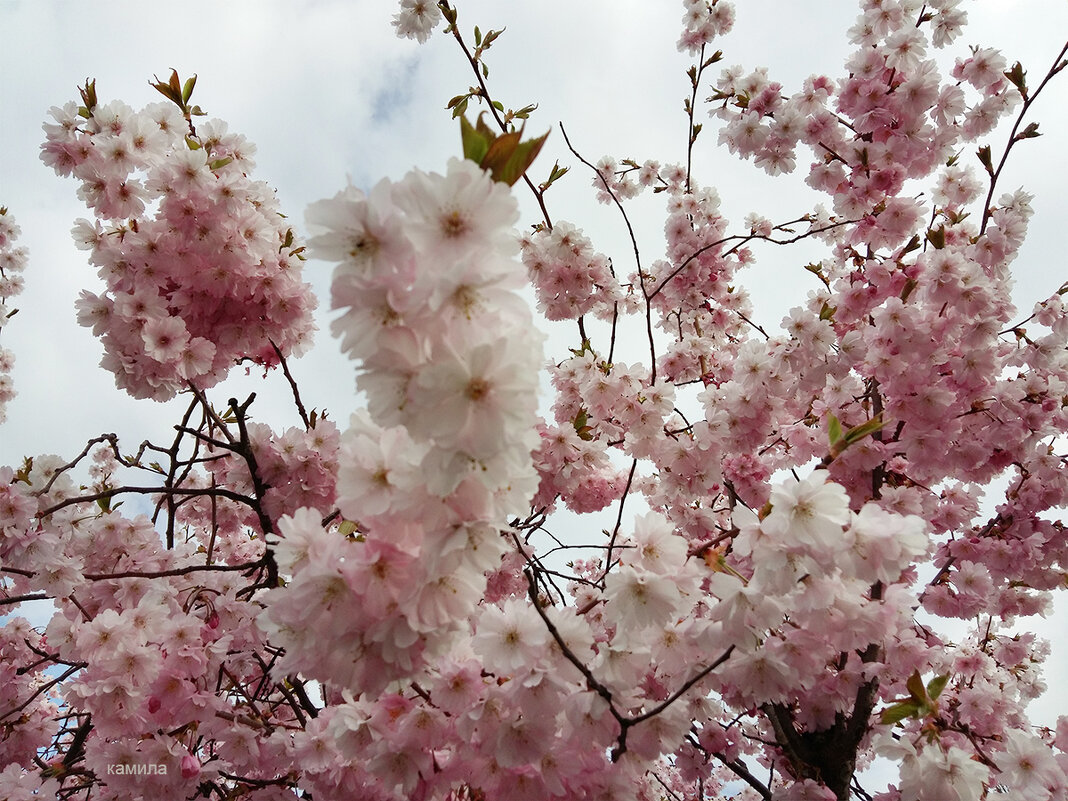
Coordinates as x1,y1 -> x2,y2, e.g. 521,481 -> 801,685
0,443 -> 316,800
259,157 -> 544,695
0,210 -> 27,423
40,92 -> 316,400
207,419 -> 341,532
520,221 -> 622,321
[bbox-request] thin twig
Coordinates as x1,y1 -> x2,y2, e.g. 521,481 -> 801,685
270,340 -> 311,430
559,123 -> 658,382
979,41 -> 1068,235
602,458 -> 639,584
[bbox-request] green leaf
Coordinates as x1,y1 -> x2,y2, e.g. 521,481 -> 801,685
460,112 -> 492,163
78,79 -> 98,113
976,145 -> 994,176
568,338 -> 592,357
480,129 -> 523,177
541,161 -> 569,191
573,408 -> 594,441
514,103 -> 538,120
880,700 -> 922,725
906,670 -> 927,703
473,25 -> 482,46
927,674 -> 949,700
451,96 -> 469,119
1004,61 -> 1028,100
843,413 -> 885,445
828,413 -> 843,446
459,112 -> 549,185
150,69 -> 186,108
926,225 -> 946,249
475,112 -> 496,140
181,74 -> 197,104
491,128 -> 549,186
900,277 -> 917,302
573,409 -> 588,432
14,457 -> 33,484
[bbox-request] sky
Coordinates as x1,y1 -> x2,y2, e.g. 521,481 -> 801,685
1,0 -> 1066,746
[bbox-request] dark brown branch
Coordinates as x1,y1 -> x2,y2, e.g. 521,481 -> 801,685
0,664 -> 84,722
226,394 -> 279,586
82,559 -> 264,582
161,394 -> 201,548
524,570 -> 629,733
628,644 -> 734,727
35,434 -> 120,497
288,676 -> 320,719
716,754 -> 773,801
37,484 -> 258,519
0,592 -> 49,606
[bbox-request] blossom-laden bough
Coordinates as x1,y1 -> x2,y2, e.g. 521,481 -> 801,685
2,1 -> 1068,800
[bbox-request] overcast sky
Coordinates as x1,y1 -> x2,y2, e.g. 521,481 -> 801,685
1,0 -> 1066,735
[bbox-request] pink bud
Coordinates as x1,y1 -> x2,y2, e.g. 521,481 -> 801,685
180,754 -> 200,779
207,611 -> 220,629
147,696 -> 161,714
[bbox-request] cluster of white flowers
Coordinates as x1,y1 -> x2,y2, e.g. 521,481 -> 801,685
260,158 -> 544,693
734,470 -> 928,588
310,157 -> 543,505
877,731 -> 990,801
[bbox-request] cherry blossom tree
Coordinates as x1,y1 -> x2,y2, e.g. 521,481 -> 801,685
2,1 -> 1067,800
